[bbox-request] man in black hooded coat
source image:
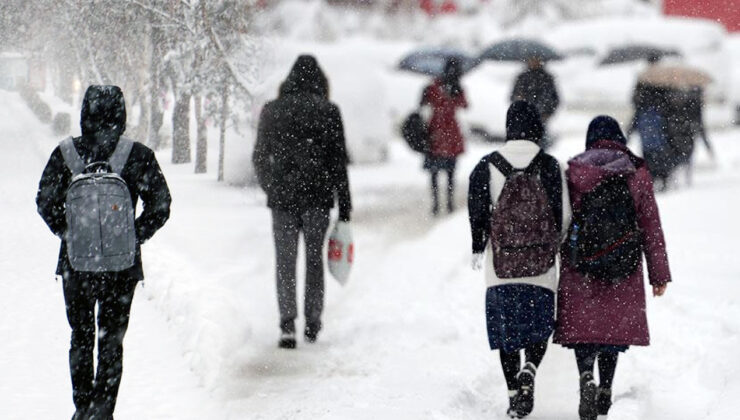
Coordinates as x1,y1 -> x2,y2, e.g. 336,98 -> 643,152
253,55 -> 352,349
36,85 -> 171,420
510,58 -> 560,149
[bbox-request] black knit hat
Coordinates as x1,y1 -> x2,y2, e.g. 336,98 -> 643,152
585,115 -> 627,149
506,100 -> 543,143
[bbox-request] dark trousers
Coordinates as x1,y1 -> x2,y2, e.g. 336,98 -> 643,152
431,166 -> 455,213
499,339 -> 549,391
574,345 -> 620,390
63,271 -> 136,417
272,208 -> 330,333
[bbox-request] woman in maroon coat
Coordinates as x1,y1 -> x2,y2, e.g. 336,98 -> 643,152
421,57 -> 468,215
554,116 -> 671,420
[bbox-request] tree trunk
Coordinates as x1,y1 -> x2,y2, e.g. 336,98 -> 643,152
172,91 -> 192,164
148,25 -> 164,150
55,61 -> 75,105
218,84 -> 229,182
136,98 -> 150,142
194,95 -> 208,174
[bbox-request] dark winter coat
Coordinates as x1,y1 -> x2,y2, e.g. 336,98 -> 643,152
253,57 -> 352,220
663,87 -> 709,166
421,80 -> 468,158
628,82 -> 675,179
36,85 -> 171,281
554,140 -> 671,347
510,68 -> 560,120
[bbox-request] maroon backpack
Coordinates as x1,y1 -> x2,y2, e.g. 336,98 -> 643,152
489,151 -> 560,278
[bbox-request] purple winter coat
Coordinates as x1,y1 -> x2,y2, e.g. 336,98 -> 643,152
554,140 -> 671,347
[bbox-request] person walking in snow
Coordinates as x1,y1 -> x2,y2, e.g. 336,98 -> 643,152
421,57 -> 468,215
627,78 -> 673,191
253,55 -> 352,349
510,57 -> 560,150
36,85 -> 172,420
663,86 -> 714,187
468,101 -> 570,419
554,116 -> 671,420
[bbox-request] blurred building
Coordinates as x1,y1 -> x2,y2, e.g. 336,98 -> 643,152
664,0 -> 740,32
0,53 -> 28,90
0,52 -> 46,91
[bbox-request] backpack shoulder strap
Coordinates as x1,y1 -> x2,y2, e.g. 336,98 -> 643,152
488,152 -> 515,178
108,137 -> 134,174
523,150 -> 546,175
59,137 -> 85,176
537,152 -> 563,233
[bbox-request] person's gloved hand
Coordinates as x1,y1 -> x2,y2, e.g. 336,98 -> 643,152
472,253 -> 484,271
339,208 -> 351,223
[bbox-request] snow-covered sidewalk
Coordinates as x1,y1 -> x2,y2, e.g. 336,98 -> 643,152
2,85 -> 740,419
136,125 -> 740,419
0,91 -> 228,419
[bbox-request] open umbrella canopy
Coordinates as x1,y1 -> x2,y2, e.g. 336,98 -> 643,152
478,39 -> 563,62
599,44 -> 681,65
397,48 -> 479,77
638,64 -> 712,90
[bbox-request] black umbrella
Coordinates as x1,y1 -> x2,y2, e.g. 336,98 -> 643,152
599,45 -> 681,65
397,48 -> 479,77
478,39 -> 563,62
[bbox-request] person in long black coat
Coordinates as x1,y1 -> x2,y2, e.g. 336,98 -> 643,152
663,86 -> 713,186
511,57 -> 560,149
627,81 -> 674,190
252,55 -> 352,349
36,85 -> 171,420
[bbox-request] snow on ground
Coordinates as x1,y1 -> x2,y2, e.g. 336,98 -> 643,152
0,91 -> 229,419
3,4 -> 740,416
3,75 -> 740,419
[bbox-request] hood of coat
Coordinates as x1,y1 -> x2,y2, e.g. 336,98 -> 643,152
79,85 -> 126,159
585,115 -> 627,149
280,55 -> 329,99
568,146 -> 636,193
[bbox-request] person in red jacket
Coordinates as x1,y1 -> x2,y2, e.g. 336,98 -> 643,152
421,57 -> 468,215
554,116 -> 671,420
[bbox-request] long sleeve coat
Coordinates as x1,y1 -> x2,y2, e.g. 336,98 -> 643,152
554,140 -> 671,347
421,80 -> 468,158
36,137 -> 171,281
253,91 -> 352,220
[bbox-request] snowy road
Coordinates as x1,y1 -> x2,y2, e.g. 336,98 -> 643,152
2,87 -> 740,419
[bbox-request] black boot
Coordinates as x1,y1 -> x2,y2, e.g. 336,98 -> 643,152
513,362 -> 536,417
579,372 -> 597,420
596,386 -> 612,415
278,331 -> 296,349
304,322 -> 321,343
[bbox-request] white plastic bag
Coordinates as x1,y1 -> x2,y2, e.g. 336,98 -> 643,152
327,221 -> 353,285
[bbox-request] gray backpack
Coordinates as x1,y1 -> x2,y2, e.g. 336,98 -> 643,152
60,136 -> 136,272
